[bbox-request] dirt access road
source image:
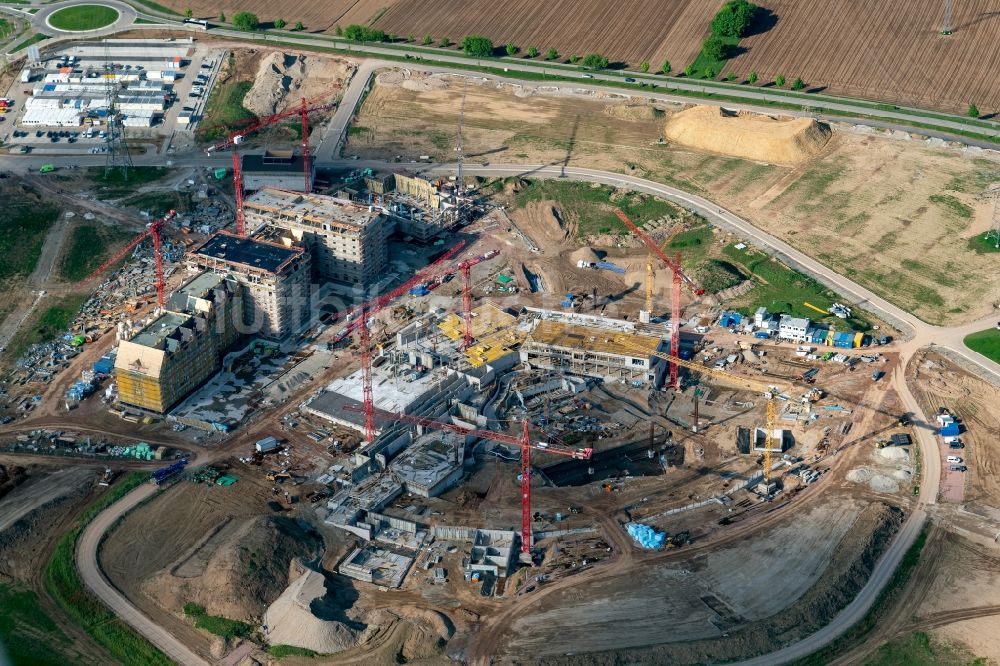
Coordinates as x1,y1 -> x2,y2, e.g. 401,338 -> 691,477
76,481 -> 212,666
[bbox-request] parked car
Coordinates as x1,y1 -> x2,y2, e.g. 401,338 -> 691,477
949,465 -> 968,472
949,442 -> 965,449
625,77 -> 637,83
947,455 -> 963,464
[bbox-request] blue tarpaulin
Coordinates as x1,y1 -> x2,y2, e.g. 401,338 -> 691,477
940,423 -> 960,437
626,523 -> 666,550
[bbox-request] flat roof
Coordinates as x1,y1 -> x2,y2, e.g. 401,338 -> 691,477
242,152 -> 308,174
527,319 -> 662,357
194,232 -> 302,275
390,432 -> 464,491
245,188 -> 380,230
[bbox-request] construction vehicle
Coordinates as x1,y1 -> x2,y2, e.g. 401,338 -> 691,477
39,164 -> 56,174
266,470 -> 293,483
99,468 -> 115,486
615,336 -> 786,483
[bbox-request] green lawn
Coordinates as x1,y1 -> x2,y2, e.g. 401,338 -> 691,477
9,32 -> 47,51
43,473 -> 171,666
198,76 -> 254,141
686,35 -> 740,79
60,224 -> 135,282
0,195 -> 60,281
269,645 -> 320,658
964,328 -> 1000,364
6,294 -> 88,359
0,584 -> 77,666
967,232 -> 1000,254
0,19 -> 15,40
722,243 -> 873,330
46,5 -> 119,31
508,179 -> 681,237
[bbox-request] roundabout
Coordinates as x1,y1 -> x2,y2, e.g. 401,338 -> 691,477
35,0 -> 136,37
47,4 -> 119,31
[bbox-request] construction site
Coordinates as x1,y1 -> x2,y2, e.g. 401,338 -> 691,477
0,38 -> 999,666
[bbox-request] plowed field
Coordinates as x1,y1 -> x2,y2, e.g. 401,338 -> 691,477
725,0 -> 1000,113
160,0 -> 394,32
373,0 -> 717,69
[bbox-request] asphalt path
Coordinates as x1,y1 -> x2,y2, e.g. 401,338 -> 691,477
76,480 -> 212,666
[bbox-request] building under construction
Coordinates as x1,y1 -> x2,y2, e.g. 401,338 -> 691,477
520,314 -> 666,387
189,231 -> 311,341
114,273 -> 239,413
240,150 -> 315,192
244,188 -> 388,286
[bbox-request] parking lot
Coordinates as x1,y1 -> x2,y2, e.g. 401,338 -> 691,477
0,39 -> 226,154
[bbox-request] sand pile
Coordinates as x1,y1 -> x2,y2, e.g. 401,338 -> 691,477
877,447 -> 909,461
846,468 -> 873,483
510,201 -> 572,249
144,516 -> 321,620
869,474 -> 900,493
663,106 -> 832,165
263,565 -> 364,654
245,53 -> 354,117
570,247 -> 603,264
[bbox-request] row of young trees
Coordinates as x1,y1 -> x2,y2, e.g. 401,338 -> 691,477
182,9 -> 303,31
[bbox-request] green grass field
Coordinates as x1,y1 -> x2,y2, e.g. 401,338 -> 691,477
0,584 -> 77,666
0,196 -> 60,281
9,32 -> 47,52
269,645 -> 320,658
60,224 -> 135,282
198,77 -> 254,141
509,179 -> 681,237
6,294 -> 87,359
722,243 -> 872,330
182,603 -> 253,639
0,18 -> 16,40
865,631 -> 988,666
46,5 -> 119,31
967,232 -> 1000,254
964,328 -> 1000,364
43,472 -> 172,666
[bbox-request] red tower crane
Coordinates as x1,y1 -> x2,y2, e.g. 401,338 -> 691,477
231,151 -> 246,236
345,405 -> 592,558
85,210 -> 177,309
328,241 -> 469,443
460,262 -> 474,349
614,208 -> 703,389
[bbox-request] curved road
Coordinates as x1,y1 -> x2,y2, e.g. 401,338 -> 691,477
36,0 -> 137,37
76,480 -> 212,666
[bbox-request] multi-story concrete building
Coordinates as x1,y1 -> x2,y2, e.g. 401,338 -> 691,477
244,188 -> 388,286
114,273 -> 239,413
189,231 -> 310,341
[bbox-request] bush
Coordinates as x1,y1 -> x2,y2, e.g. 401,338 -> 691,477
421,34 -> 432,45
218,11 -> 224,22
462,35 -> 494,57
684,64 -> 695,76
273,17 -> 286,29
526,46 -> 539,58
546,47 -> 558,60
334,24 -> 342,36
231,11 -> 259,31
183,8 -> 192,18
581,52 -> 609,70
569,54 -> 579,64
661,59 -> 671,74
704,66 -> 716,79
294,21 -> 304,31
748,70 -> 758,84
505,42 -> 517,56
968,103 -> 980,118
775,74 -> 786,87
711,0 -> 758,38
344,24 -> 386,42
640,61 -> 649,72
726,71 -> 736,81
701,36 -> 729,61
791,77 -> 805,90
439,36 -> 451,47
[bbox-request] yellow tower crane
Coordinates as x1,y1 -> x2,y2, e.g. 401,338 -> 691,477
645,229 -> 682,319
614,336 -> 786,483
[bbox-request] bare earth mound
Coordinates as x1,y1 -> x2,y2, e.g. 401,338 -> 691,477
664,106 -> 831,165
143,515 -> 321,620
245,53 -> 354,117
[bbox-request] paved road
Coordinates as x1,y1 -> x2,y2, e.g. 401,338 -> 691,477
35,0 -> 137,37
5,2 -> 998,147
76,480 -> 212,666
